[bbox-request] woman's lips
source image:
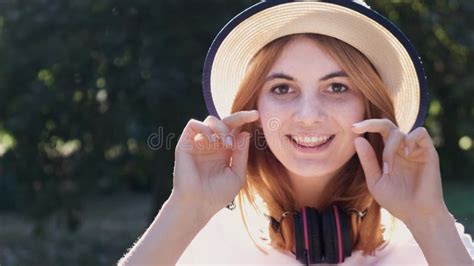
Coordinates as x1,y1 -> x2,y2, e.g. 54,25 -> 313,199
285,134 -> 335,153
288,134 -> 333,147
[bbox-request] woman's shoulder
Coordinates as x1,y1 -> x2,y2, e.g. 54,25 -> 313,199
375,208 -> 474,264
454,222 -> 474,257
176,198 -> 301,264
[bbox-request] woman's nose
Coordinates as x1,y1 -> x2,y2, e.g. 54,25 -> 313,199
292,95 -> 327,126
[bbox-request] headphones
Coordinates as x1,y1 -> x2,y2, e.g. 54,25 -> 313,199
294,205 -> 351,265
269,205 -> 365,265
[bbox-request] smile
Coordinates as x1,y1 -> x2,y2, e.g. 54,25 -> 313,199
287,134 -> 334,147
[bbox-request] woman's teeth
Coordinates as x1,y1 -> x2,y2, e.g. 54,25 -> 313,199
290,135 -> 332,147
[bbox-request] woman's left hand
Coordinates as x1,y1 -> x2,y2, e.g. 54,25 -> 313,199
352,119 -> 448,224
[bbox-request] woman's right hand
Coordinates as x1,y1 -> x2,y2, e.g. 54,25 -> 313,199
171,110 -> 259,216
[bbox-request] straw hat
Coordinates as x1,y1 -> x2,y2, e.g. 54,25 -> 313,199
202,0 -> 428,133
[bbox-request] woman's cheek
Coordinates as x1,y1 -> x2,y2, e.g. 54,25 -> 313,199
260,102 -> 286,129
262,115 -> 284,136
324,95 -> 365,121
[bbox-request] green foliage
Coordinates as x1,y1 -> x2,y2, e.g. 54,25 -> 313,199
0,193 -> 151,265
371,0 -> 474,182
0,0 -> 472,229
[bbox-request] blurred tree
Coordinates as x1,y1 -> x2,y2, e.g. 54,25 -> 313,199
371,0 -> 474,189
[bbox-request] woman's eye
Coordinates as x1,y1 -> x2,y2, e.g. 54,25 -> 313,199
328,83 -> 348,93
271,85 -> 293,95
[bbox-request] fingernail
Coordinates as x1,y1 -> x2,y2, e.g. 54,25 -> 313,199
404,147 -> 409,157
225,136 -> 233,147
383,162 -> 389,175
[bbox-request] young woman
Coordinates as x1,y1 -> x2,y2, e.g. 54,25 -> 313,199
119,1 -> 474,265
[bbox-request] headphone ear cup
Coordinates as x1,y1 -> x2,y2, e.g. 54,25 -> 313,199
324,205 -> 353,263
308,207 -> 323,263
321,207 -> 337,263
338,207 -> 352,259
293,211 -> 306,262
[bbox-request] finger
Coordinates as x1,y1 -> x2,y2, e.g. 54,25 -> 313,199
222,110 -> 259,131
352,119 -> 397,141
230,131 -> 252,183
404,127 -> 434,155
382,129 -> 405,174
230,126 -> 242,140
177,119 -> 216,150
204,115 -> 233,148
354,137 -> 382,190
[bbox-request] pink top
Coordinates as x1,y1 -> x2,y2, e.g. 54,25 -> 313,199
177,198 -> 474,265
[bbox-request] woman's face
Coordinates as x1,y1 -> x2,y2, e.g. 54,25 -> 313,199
257,36 -> 365,182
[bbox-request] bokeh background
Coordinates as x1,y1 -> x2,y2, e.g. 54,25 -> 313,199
0,0 -> 472,265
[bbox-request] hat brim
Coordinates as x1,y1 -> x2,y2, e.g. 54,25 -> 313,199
203,0 -> 428,133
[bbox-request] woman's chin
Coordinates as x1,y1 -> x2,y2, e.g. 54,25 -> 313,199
286,165 -> 337,180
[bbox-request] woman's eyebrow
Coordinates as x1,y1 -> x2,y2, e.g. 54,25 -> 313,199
319,70 -> 348,81
265,71 -> 347,82
265,72 -> 294,81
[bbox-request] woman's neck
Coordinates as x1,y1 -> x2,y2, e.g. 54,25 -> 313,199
288,170 -> 335,210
